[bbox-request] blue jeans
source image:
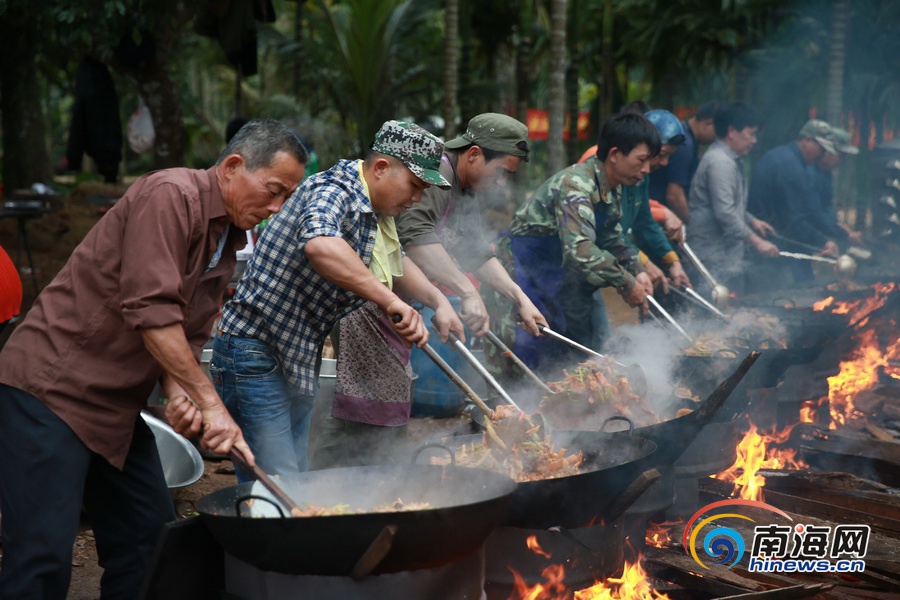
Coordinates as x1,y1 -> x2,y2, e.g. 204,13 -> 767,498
210,333 -> 316,483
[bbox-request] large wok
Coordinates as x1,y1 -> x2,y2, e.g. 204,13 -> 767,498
195,463 -> 516,576
557,352 -> 760,468
736,282 -> 875,310
437,429 -> 658,530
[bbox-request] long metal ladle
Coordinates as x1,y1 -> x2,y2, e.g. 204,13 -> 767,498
668,284 -> 729,322
646,295 -> 694,343
679,226 -> 730,308
535,325 -> 650,397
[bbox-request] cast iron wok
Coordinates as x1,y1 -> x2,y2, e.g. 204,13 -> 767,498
195,463 -> 516,576
557,351 -> 760,468
435,429 -> 658,530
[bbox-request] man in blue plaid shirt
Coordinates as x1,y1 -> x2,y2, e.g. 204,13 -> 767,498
167,121 -> 464,480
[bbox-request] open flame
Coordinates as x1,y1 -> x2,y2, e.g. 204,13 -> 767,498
812,296 -> 835,311
528,535 -> 553,559
574,560 -> 671,600
715,422 -> 807,501
826,328 -> 887,427
813,282 -> 897,326
511,564 -> 568,600
511,538 -> 672,599
644,520 -> 682,549
510,559 -> 672,600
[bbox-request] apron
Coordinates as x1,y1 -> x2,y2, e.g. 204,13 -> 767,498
509,193 -> 610,369
332,302 -> 413,426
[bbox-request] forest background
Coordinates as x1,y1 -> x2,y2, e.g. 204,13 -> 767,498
1,0 -> 899,227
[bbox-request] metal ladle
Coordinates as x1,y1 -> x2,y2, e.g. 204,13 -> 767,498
535,325 -> 650,397
770,232 -> 858,278
778,251 -> 858,278
646,295 -> 694,343
679,227 -> 730,308
668,284 -> 729,322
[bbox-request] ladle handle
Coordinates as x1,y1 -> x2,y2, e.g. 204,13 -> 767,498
680,241 -> 721,290
485,330 -> 553,393
447,331 -> 522,411
681,285 -> 730,321
647,295 -> 694,343
228,450 -> 304,518
418,343 -> 508,450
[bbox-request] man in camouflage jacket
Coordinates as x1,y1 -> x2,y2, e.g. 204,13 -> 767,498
489,113 -> 659,376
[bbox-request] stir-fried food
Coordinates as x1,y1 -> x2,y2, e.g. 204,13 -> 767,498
249,497 -> 433,517
538,359 -> 659,429
437,406 -> 583,482
685,309 -> 787,356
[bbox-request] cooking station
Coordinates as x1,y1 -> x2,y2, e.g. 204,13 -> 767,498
138,245 -> 900,600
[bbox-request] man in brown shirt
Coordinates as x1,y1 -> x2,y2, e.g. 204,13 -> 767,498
0,119 -> 306,599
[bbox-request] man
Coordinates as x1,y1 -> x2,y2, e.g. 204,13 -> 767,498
173,121 -> 463,481
688,101 -> 778,293
396,112 -> 546,338
748,119 -> 841,285
649,101 -> 719,223
497,112 -> 658,371
0,118 -> 306,599
620,109 -> 692,294
812,125 -> 863,246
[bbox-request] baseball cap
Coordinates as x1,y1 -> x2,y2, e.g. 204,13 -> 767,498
444,113 -> 530,160
798,119 -> 836,154
372,120 -> 451,189
644,109 -> 686,146
825,125 -> 859,155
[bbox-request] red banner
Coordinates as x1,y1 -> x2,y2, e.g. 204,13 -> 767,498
527,109 -> 590,141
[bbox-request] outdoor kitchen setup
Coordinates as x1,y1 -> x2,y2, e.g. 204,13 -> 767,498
136,232 -> 900,600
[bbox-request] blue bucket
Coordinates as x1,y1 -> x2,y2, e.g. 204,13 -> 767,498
410,301 -> 468,418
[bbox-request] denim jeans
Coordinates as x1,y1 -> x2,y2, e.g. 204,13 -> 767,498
209,333 -> 316,483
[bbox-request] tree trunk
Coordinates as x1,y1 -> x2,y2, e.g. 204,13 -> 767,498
599,0 -> 615,122
458,2 -> 475,121
514,1 -> 534,126
123,62 -> 187,169
0,6 -> 51,192
547,0 -> 568,177
105,7 -> 194,169
442,0 -> 459,139
565,0 -> 581,166
825,0 -> 848,125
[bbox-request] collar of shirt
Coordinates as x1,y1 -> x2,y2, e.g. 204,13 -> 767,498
592,157 -> 620,205
711,139 -> 741,162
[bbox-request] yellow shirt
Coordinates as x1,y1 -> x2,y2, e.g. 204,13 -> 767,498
357,160 -> 403,289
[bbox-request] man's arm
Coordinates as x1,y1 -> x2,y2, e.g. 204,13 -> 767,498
474,257 -> 547,335
144,324 -> 254,463
393,256 -> 465,343
403,243 -> 489,336
305,236 -> 427,345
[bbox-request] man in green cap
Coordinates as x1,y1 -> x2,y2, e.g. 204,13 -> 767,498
811,124 -> 863,247
748,118 -> 841,286
169,120 -> 465,478
396,113 -> 547,340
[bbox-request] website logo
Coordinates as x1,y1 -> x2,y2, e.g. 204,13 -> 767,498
683,499 -> 868,574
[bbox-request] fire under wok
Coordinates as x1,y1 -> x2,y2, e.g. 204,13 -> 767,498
195,463 -> 516,576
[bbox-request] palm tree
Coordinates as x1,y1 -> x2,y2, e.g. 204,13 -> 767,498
547,0 -> 568,176
824,0 -> 848,125
443,0 -> 460,139
312,0 -> 440,155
